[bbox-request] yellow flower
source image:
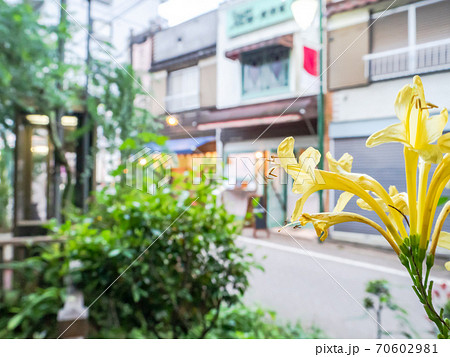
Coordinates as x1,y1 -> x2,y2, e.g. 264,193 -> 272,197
277,141 -> 402,246
326,152 -> 408,237
299,212 -> 400,254
437,232 -> 450,250
436,231 -> 450,271
277,137 -> 325,194
366,76 -> 448,164
430,201 -> 450,267
276,76 -> 450,255
357,186 -> 408,215
326,152 -> 353,174
275,76 -> 450,337
365,76 -> 448,238
326,152 -> 354,213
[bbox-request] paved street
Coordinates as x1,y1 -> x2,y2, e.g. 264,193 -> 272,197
239,230 -> 450,339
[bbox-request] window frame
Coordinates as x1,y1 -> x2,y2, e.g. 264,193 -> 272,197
365,0 -> 450,81
240,45 -> 291,100
165,66 -> 200,112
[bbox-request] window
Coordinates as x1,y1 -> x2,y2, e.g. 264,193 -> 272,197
328,22 -> 370,89
371,12 -> 408,53
241,46 -> 290,98
364,0 -> 450,81
166,66 -> 200,112
416,1 -> 450,44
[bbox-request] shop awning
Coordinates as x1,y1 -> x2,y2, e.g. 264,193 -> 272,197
225,34 -> 293,60
147,136 -> 215,154
197,114 -> 301,131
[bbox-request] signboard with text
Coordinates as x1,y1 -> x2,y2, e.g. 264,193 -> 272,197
227,0 -> 294,38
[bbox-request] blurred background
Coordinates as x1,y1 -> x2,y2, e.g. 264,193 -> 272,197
0,0 -> 450,339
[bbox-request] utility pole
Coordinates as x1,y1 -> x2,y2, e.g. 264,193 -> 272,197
75,0 -> 93,212
51,0 -> 67,222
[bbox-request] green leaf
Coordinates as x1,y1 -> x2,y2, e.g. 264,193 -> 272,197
438,196 -> 450,206
108,249 -> 121,257
119,138 -> 137,150
7,314 -> 23,331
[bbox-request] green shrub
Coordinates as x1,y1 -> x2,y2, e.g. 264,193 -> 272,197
9,175 -> 257,338
92,303 -> 325,339
0,287 -> 63,338
201,303 -> 325,339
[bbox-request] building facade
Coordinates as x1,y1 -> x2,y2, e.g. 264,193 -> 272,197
326,0 -> 450,243
36,0 -> 165,65
137,9 -> 219,179
132,0 -> 323,227
215,0 -> 320,227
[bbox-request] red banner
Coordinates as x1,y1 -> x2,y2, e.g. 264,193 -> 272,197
303,46 -> 318,76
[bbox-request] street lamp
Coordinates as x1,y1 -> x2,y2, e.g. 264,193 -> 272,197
166,115 -> 179,126
291,0 -> 319,31
291,0 -> 325,212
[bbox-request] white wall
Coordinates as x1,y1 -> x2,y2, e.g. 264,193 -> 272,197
38,0 -> 162,65
332,71 -> 450,122
216,0 -> 320,110
328,1 -> 450,123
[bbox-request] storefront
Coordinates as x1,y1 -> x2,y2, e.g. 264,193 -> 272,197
13,112 -> 90,236
213,0 -> 321,228
195,96 -> 319,228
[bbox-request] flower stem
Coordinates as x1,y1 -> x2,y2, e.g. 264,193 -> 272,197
400,239 -> 450,338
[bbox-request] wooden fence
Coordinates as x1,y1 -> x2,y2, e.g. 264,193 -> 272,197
0,236 -> 62,290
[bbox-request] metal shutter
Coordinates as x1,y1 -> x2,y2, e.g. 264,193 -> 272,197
333,137 -> 450,235
372,11 -> 408,53
416,1 -> 450,44
328,22 -> 370,89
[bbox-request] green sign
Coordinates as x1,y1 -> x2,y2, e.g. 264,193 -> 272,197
227,0 -> 294,38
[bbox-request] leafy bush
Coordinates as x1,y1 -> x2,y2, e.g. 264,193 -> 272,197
8,176 -> 257,338
0,288 -> 63,338
363,279 -> 418,338
202,303 -> 325,339
92,303 -> 325,339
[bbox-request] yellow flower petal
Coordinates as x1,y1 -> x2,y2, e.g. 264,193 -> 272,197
327,152 -> 353,174
299,212 -> 372,241
300,147 -> 321,166
366,123 -> 407,148
277,142 -> 324,194
413,75 -> 427,114
395,84 -> 415,124
292,170 -> 402,245
291,198 -> 303,222
445,261 -> 450,271
437,132 -> 450,153
333,191 -> 354,213
391,191 -> 409,216
292,172 -> 323,194
425,108 -> 448,144
389,186 -> 399,196
277,136 -> 297,171
417,144 -> 442,164
357,197 -> 379,211
298,212 -> 399,254
437,231 -> 450,250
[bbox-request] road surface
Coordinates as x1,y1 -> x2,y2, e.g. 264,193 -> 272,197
239,231 -> 450,339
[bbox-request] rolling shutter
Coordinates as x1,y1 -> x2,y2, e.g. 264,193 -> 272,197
328,22 -> 370,90
372,11 -> 408,53
333,137 -> 450,235
416,0 -> 450,44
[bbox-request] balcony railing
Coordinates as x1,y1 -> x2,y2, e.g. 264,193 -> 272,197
363,39 -> 450,81
165,92 -> 200,113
